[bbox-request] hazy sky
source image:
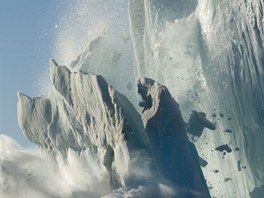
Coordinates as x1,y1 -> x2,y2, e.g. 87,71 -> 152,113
0,0 -> 129,146
0,1 -> 59,146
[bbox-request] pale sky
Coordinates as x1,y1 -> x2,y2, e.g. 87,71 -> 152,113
0,0 -> 60,146
0,0 -> 129,146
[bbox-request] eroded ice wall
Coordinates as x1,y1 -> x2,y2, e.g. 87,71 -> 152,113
198,0 -> 264,185
138,77 -> 211,198
129,0 -> 264,197
17,59 -> 214,197
17,60 -> 151,195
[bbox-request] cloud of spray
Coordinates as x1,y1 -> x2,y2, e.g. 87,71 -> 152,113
0,134 -> 61,198
37,0 -> 135,99
0,134 -> 109,198
53,0 -> 130,66
0,134 -> 181,198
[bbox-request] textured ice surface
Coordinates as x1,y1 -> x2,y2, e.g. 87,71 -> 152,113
138,77 -> 211,197
129,0 -> 264,197
17,60 -> 151,193
17,60 -> 214,197
8,0 -> 264,197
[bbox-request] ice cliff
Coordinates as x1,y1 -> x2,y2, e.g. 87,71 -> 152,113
18,59 -> 154,193
138,77 -> 211,197
7,0 -> 263,197
128,0 -> 264,197
17,60 -> 214,197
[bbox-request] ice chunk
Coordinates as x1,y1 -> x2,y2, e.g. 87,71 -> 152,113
137,77 -> 211,198
215,144 -> 232,153
17,61 -> 151,190
187,111 -> 216,137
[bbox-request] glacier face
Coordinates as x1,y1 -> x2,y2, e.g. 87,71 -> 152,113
138,77 -> 211,197
198,0 -> 264,188
17,60 -> 153,194
17,59 -> 216,197
129,0 -> 264,197
5,0 -> 263,197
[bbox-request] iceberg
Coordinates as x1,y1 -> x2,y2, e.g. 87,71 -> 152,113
17,60 -> 152,192
1,0 -> 261,197
17,59 -> 215,197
